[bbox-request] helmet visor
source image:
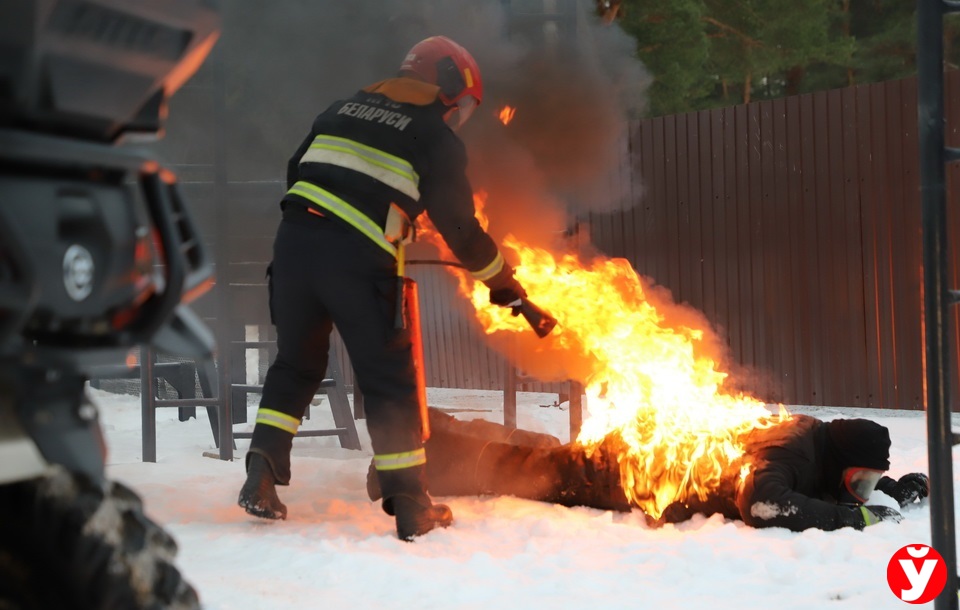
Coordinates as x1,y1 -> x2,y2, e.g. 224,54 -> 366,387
445,95 -> 478,131
839,467 -> 883,505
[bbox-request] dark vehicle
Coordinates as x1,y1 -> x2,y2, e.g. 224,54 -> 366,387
0,1 -> 219,608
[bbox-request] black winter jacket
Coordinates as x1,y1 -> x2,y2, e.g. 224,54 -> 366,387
679,414 -> 867,531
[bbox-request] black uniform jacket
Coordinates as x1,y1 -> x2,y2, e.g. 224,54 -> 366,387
282,77 -> 503,279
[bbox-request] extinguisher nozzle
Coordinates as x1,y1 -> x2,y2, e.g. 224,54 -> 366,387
517,298 -> 557,338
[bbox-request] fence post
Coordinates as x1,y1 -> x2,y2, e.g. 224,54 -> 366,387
916,1 -> 958,607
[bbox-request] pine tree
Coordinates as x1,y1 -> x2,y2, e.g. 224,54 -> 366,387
699,0 -> 853,106
618,0 -> 713,116
846,0 -> 916,84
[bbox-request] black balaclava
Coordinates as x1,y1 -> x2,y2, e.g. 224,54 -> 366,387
823,418 -> 891,504
824,418 -> 891,471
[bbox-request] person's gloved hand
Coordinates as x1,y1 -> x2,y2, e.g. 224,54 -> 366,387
876,473 -> 929,508
860,505 -> 904,527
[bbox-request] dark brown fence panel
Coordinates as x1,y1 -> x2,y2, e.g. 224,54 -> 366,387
855,82 -> 883,407
947,71 -> 960,407
589,74 -> 953,410
896,79 -> 925,409
783,96 -> 806,404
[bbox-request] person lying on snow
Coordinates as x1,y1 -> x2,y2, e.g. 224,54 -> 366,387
366,408 -> 929,531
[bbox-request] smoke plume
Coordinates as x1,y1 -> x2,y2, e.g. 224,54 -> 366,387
161,0 -> 651,243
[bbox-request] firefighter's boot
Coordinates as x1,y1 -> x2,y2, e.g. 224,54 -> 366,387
387,494 -> 453,541
376,463 -> 452,540
238,452 -> 287,520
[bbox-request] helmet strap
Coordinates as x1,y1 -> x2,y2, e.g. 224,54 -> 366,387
442,105 -> 461,131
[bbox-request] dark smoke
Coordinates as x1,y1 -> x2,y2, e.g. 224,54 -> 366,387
159,0 -> 651,245
156,1 -> 770,403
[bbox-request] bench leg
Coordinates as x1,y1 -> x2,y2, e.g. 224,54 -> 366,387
325,352 -> 362,450
196,358 -> 237,452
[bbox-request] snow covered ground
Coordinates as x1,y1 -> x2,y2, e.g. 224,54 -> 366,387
93,386 -> 958,610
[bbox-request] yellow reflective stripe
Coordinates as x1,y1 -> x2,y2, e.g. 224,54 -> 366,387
300,135 -> 420,200
255,408 -> 301,435
471,251 -> 504,282
288,181 -> 397,257
373,448 -> 427,471
312,135 -> 416,179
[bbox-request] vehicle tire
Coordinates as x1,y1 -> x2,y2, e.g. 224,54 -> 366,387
0,466 -> 200,610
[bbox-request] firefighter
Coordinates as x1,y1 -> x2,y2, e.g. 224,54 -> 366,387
366,408 -> 930,532
238,36 -> 528,541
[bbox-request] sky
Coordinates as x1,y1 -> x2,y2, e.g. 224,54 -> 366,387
96,385 -> 959,610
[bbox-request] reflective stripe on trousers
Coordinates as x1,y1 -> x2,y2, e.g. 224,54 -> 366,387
373,448 -> 427,471
254,408 -> 301,435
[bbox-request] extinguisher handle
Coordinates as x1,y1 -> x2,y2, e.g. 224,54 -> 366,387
394,275 -> 406,330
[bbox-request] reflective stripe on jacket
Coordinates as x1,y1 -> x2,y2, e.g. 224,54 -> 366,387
299,134 -> 420,200
287,180 -> 398,257
281,78 -> 504,280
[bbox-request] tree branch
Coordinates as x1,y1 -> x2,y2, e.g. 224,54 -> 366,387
701,16 -> 762,47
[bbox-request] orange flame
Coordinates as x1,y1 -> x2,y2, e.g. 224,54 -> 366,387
498,105 -> 516,125
418,192 -> 785,518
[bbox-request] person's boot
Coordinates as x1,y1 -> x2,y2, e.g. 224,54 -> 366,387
238,453 -> 287,520
387,494 -> 453,541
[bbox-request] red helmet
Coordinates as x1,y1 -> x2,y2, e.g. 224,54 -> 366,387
400,36 -> 482,130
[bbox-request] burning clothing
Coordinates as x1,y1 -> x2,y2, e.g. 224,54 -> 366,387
670,414 -> 893,531
368,410 -> 922,532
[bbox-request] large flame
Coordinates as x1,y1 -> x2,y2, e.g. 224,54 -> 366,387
418,192 -> 785,518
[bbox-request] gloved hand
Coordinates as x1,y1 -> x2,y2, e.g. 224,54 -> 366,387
487,263 -> 526,311
876,473 -> 929,507
859,505 -> 904,527
490,287 -> 524,311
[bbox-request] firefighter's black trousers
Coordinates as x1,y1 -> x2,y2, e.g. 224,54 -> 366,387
249,204 -> 426,503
